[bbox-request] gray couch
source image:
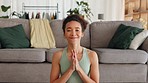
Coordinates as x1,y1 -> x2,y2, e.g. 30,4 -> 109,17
0,18 -> 147,83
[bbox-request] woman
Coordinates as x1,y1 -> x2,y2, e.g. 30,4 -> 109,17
50,15 -> 99,83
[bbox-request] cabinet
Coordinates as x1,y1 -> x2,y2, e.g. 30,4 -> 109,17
125,0 -> 148,29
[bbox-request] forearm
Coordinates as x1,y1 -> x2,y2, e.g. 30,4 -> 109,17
77,67 -> 96,83
53,68 -> 74,83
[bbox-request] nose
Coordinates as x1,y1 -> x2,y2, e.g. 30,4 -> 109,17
71,30 -> 76,36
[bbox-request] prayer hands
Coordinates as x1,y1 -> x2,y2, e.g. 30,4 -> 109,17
71,50 -> 80,71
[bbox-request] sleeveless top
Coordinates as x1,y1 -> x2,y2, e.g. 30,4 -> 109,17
60,47 -> 90,83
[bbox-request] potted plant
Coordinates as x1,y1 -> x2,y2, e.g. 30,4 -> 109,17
0,5 -> 11,18
67,0 -> 93,21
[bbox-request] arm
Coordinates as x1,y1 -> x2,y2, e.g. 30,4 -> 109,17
89,51 -> 99,83
74,50 -> 99,83
50,51 -> 75,83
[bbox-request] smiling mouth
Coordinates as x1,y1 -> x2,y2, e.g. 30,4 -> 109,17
69,37 -> 78,39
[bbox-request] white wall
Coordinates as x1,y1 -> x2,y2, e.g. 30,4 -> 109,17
0,0 -> 3,5
1,0 -> 125,22
61,0 -> 105,21
62,0 -> 124,21
87,0 -> 106,22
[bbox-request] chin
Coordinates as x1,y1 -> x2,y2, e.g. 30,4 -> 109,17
68,40 -> 79,44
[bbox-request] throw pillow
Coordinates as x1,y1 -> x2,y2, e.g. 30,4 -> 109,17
129,30 -> 148,50
108,24 -> 143,49
0,24 -> 30,48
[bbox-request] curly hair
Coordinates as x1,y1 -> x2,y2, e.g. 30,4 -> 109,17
62,14 -> 88,33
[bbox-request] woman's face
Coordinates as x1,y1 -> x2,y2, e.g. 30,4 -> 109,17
64,21 -> 84,44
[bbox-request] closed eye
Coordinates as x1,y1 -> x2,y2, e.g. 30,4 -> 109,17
66,29 -> 71,32
76,29 -> 80,32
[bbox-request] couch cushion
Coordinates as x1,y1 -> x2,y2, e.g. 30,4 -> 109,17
108,24 -> 143,49
100,64 -> 147,82
0,24 -> 30,48
129,30 -> 148,50
92,48 -> 148,64
0,63 -> 51,82
46,48 -> 63,62
50,20 -> 90,48
0,48 -> 46,62
90,21 -> 143,48
0,18 -> 30,39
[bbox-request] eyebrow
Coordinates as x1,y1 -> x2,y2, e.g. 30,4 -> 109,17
75,27 -> 80,29
66,27 -> 80,29
66,27 -> 72,29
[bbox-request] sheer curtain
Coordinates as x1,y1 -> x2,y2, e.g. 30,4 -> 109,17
104,0 -> 124,21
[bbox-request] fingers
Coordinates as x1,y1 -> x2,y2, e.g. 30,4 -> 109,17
71,50 -> 77,59
71,50 -> 75,59
70,49 -> 81,71
70,50 -> 75,70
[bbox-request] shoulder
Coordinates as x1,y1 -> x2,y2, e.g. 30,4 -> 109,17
52,49 -> 64,64
53,49 -> 63,57
86,48 -> 98,58
86,48 -> 98,64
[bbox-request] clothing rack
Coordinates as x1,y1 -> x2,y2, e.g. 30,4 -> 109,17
22,3 -> 60,19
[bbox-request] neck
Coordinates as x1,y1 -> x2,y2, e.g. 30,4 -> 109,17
67,43 -> 82,53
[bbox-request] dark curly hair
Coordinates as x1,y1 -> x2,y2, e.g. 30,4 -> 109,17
62,14 -> 88,33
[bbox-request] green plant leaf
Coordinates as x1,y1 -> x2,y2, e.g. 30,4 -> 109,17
66,0 -> 93,21
76,1 -> 80,6
1,5 -> 11,12
73,8 -> 79,14
0,15 -> 9,18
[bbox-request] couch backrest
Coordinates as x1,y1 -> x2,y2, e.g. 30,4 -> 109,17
90,21 -> 143,48
0,19 -> 90,48
0,18 -> 30,39
50,20 -> 90,48
1,19 -> 142,49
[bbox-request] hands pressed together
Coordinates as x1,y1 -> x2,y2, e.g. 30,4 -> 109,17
70,50 -> 81,72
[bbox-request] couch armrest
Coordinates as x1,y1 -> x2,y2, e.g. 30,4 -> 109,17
141,37 -> 148,52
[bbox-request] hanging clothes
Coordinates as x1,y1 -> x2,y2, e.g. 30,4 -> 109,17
51,13 -> 54,20
42,12 -> 45,19
30,19 -> 56,49
35,12 -> 40,19
46,12 -> 51,21
26,12 -> 29,19
31,12 -> 34,19
54,12 -> 57,19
